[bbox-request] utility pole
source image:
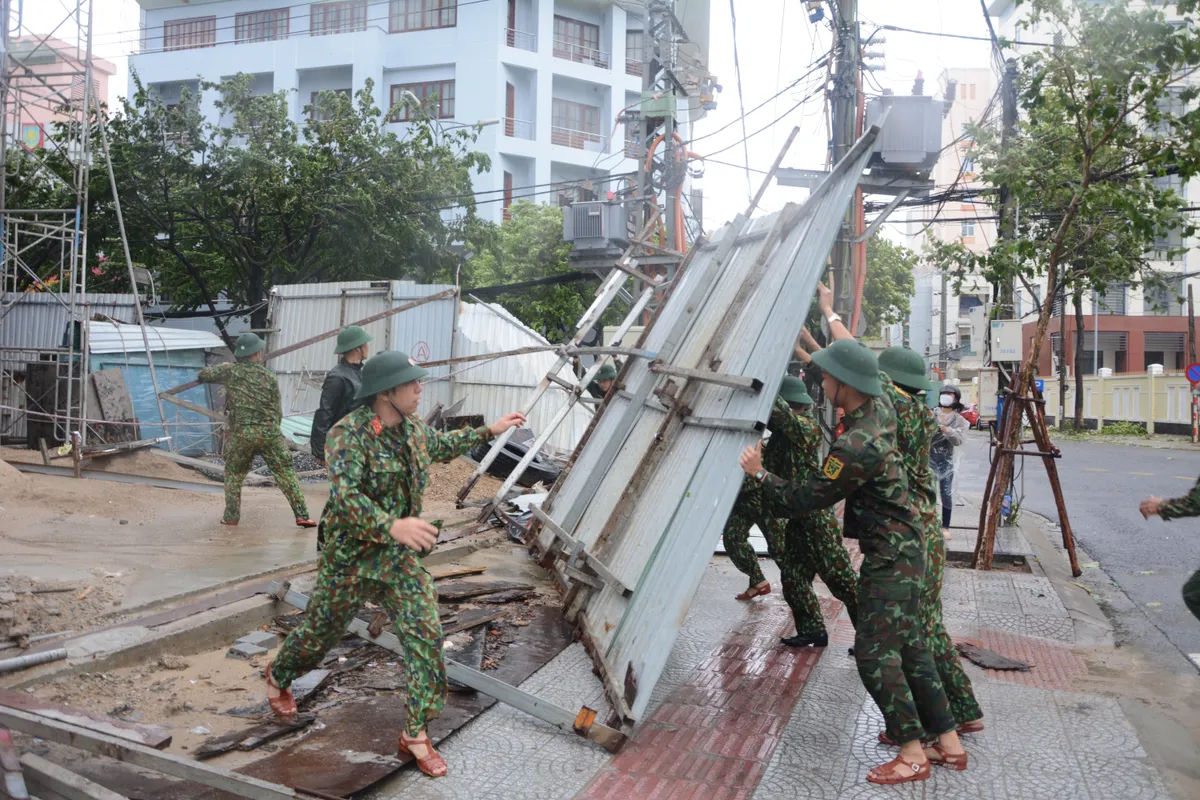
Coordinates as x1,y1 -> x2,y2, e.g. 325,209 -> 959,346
829,0 -> 859,319
1058,285 -> 1067,428
939,273 -> 948,375
994,58 -> 1019,394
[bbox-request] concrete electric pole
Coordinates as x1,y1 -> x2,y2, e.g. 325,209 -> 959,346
829,0 -> 859,319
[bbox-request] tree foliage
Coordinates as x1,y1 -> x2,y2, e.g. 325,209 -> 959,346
861,234 -> 916,338
465,201 -> 599,337
102,73 -> 490,332
924,0 -> 1200,399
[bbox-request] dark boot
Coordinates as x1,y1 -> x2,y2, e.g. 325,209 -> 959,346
780,630 -> 829,648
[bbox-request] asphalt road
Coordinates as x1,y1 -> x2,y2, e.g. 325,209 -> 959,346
956,434 -> 1200,671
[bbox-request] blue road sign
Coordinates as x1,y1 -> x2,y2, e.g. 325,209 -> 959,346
1187,363 -> 1200,384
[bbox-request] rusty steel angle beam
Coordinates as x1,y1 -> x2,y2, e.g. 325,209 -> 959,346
268,583 -> 626,752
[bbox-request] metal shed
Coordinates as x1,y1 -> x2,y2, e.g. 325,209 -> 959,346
264,281 -> 457,418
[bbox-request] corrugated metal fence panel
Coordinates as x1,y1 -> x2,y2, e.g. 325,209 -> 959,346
542,128 -> 880,726
388,282 -> 455,416
453,302 -> 591,455
264,282 -> 455,417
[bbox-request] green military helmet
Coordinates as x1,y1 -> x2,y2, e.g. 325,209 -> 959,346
810,339 -> 882,397
233,333 -> 265,359
878,346 -> 931,392
595,362 -> 618,381
334,325 -> 373,354
778,375 -> 813,405
354,350 -> 429,399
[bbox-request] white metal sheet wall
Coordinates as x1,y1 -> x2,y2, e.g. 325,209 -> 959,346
264,281 -> 455,417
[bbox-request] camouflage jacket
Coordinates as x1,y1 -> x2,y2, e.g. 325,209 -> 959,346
310,360 -> 366,458
882,374 -> 939,533
739,398 -> 812,504
1159,476 -> 1200,521
761,394 -> 925,581
197,361 -> 282,431
321,406 -> 490,577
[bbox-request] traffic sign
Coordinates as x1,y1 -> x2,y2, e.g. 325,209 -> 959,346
1187,362 -> 1200,385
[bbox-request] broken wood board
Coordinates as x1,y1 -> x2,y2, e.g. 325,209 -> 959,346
66,607 -> 574,800
427,565 -> 487,581
442,608 -> 505,635
435,580 -> 534,603
955,642 -> 1032,671
193,715 -> 316,760
90,369 -> 139,444
476,589 -> 537,605
21,751 -> 130,800
0,690 -> 171,749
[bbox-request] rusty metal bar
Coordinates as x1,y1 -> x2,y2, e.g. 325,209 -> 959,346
997,448 -> 1061,458
647,362 -> 764,392
269,583 -> 627,752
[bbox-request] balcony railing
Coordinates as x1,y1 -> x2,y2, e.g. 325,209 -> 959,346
505,27 -> 537,51
551,125 -> 607,152
625,58 -> 643,77
504,117 -> 535,140
552,38 -> 610,69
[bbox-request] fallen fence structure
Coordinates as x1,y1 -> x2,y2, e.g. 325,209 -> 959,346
462,120 -> 886,731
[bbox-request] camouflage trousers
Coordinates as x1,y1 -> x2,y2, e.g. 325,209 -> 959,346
723,491 -> 858,635
270,554 -> 444,737
918,511 -> 983,724
855,571 -> 957,744
222,427 -> 309,523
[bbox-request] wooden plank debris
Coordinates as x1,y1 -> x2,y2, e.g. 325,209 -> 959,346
442,609 -> 505,635
90,369 -> 140,443
0,705 -> 304,800
426,565 -> 487,581
0,691 -> 172,749
193,715 -> 316,761
19,752 -> 129,800
435,580 -> 534,603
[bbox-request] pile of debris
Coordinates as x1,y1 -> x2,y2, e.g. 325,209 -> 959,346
0,575 -> 124,665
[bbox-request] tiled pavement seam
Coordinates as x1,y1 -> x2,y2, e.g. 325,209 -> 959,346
573,595 -> 843,800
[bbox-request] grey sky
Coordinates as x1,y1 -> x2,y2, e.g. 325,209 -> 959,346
26,0 -> 996,231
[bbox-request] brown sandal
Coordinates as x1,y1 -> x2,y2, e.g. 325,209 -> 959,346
925,743 -> 968,771
220,519 -> 238,526
398,732 -> 448,777
735,581 -> 771,601
295,517 -> 318,528
264,663 -> 297,717
866,756 -> 930,784
957,719 -> 984,735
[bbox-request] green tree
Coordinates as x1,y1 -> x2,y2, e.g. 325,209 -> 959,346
861,234 -> 916,338
466,201 -> 598,337
923,0 -> 1200,544
104,73 -> 490,333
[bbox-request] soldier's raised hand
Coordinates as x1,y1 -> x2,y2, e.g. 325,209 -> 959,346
488,412 -> 528,437
739,441 -> 764,477
816,282 -> 834,314
390,517 -> 439,552
1139,497 -> 1163,519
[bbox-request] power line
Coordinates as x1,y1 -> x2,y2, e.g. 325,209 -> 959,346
728,0 -> 753,200
695,87 -> 825,161
876,22 -> 1054,48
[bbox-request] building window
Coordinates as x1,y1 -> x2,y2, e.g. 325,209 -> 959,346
962,154 -> 975,173
551,99 -> 601,147
390,81 -> 455,120
1145,277 -> 1183,316
310,89 -> 351,120
554,183 -> 597,206
554,16 -> 607,67
626,29 -> 644,75
390,0 -> 457,32
1095,283 -> 1127,315
164,17 -> 216,51
235,9 -> 290,43
960,220 -> 975,238
311,1 -> 367,36
502,172 -> 514,220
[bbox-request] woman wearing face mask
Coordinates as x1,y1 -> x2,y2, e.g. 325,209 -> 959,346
930,385 -> 968,538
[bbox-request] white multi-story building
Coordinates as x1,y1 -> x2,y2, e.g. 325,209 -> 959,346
986,0 -> 1197,376
130,0 -> 709,224
896,67 -> 997,382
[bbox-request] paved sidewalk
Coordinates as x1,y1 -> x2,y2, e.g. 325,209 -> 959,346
367,549 -> 1176,800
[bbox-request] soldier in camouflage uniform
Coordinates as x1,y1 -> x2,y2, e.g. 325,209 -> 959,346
741,338 -> 965,784
1140,480 -> 1200,622
722,379 -> 858,646
266,350 -> 526,778
586,361 -> 619,399
311,325 -> 373,550
807,301 -> 985,734
198,333 -> 315,527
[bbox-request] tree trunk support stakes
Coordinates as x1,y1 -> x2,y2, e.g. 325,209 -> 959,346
974,385 -> 1082,577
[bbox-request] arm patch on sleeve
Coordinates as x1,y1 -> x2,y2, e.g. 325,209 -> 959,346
822,455 -> 844,480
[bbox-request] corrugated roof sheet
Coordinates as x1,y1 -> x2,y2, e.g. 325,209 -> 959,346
86,321 -> 225,354
0,292 -> 138,354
